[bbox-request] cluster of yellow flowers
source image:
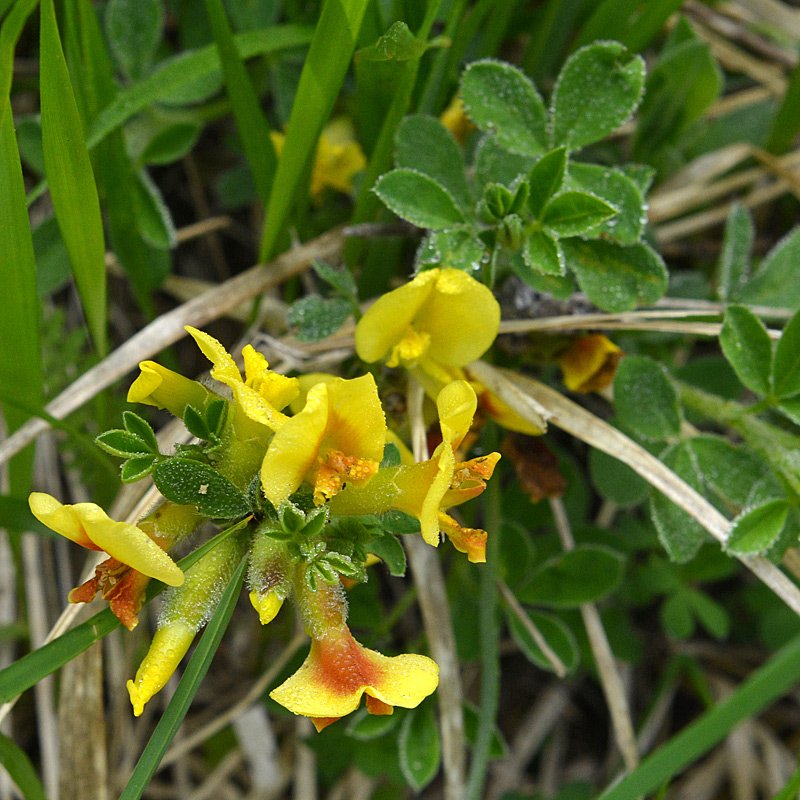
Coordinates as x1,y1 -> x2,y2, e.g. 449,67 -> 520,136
29,266 -> 621,731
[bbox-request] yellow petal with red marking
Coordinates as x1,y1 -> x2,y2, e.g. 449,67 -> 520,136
558,334 -> 623,393
270,628 -> 438,720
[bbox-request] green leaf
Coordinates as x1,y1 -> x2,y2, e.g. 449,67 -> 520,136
550,42 -> 645,149
346,708 -> 400,741
541,190 -> 617,237
684,587 -> 731,640
717,204 -> 753,302
415,229 -> 487,274
566,162 -> 646,244
521,229 -> 564,276
650,442 -> 706,563
118,557 -> 246,800
15,115 -> 44,175
87,26 -> 314,149
719,305 -> 773,396
203,0 -> 277,206
474,134 -> 537,188
0,0 -> 39,137
772,309 -> 800,399
183,405 -> 212,441
367,530 -> 406,576
374,169 -> 465,229
105,0 -> 163,80
0,95 -> 44,494
460,60 -> 547,156
140,122 -> 201,165
380,442 -> 402,468
562,239 -> 668,312
778,397 -> 800,426
589,447 -> 649,507
633,25 -> 722,166
527,146 -> 567,218
766,58 -> 800,155
122,410 -> 159,453
257,0 -> 370,261
738,228 -> 800,309
153,458 -> 251,519
120,455 -> 157,483
395,115 -> 472,211
288,295 -> 352,342
40,0 -> 107,354
0,731 -> 47,800
398,703 -> 441,791
690,435 -> 778,508
614,356 -> 681,440
95,430 -> 152,458
660,591 -> 694,639
135,169 -> 177,250
506,606 -> 579,673
517,545 -> 626,607
726,500 -> 789,556
313,260 -> 357,298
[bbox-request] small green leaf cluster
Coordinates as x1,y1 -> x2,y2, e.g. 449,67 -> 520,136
95,410 -> 161,482
287,259 -> 360,342
374,43 -> 669,313
181,398 -> 227,447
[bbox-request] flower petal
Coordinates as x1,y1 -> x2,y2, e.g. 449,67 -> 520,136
323,374 -> 386,463
185,326 -> 242,386
260,383 -> 329,506
558,334 -> 622,393
29,492 -> 96,549
355,271 -> 438,363
414,269 -> 500,367
72,503 -> 184,586
436,380 -> 477,451
127,361 -> 213,418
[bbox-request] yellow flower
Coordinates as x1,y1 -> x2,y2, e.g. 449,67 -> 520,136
271,118 -> 366,202
185,326 -> 298,431
271,578 -> 437,730
329,381 -> 500,562
29,493 -> 186,630
29,493 -> 184,586
355,268 -> 500,376
260,374 -> 386,506
558,334 -> 623,393
440,96 -> 475,144
270,625 -> 439,731
128,361 -> 214,419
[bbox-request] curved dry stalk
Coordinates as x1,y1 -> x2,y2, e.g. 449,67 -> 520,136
0,227 -> 346,468
467,361 -> 800,619
406,378 -> 466,800
550,497 -> 638,772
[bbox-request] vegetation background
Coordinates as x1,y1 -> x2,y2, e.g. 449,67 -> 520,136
4,0 -> 800,798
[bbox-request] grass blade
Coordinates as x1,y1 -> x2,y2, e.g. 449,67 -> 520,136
258,0 -> 370,261
40,0 -> 107,355
204,0 -> 277,206
766,60 -> 800,155
118,557 -> 246,800
0,732 -> 47,800
0,0 -> 39,131
622,0 -> 685,52
0,524 -> 244,704
0,94 -> 43,496
596,633 -> 800,800
87,25 -> 313,150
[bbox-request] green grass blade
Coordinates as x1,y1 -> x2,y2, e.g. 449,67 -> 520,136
75,0 -> 159,308
118,557 -> 246,800
766,60 -> 800,155
204,0 -> 277,206
0,0 -> 39,131
0,732 -> 47,800
257,0 -> 370,261
622,0 -> 685,52
0,523 -> 244,704
596,633 -> 800,800
0,95 -> 43,497
40,0 -> 107,355
87,25 -> 313,150
773,757 -> 800,800
573,0 -> 641,51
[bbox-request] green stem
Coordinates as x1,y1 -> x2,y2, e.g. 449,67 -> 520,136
465,430 -> 502,800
